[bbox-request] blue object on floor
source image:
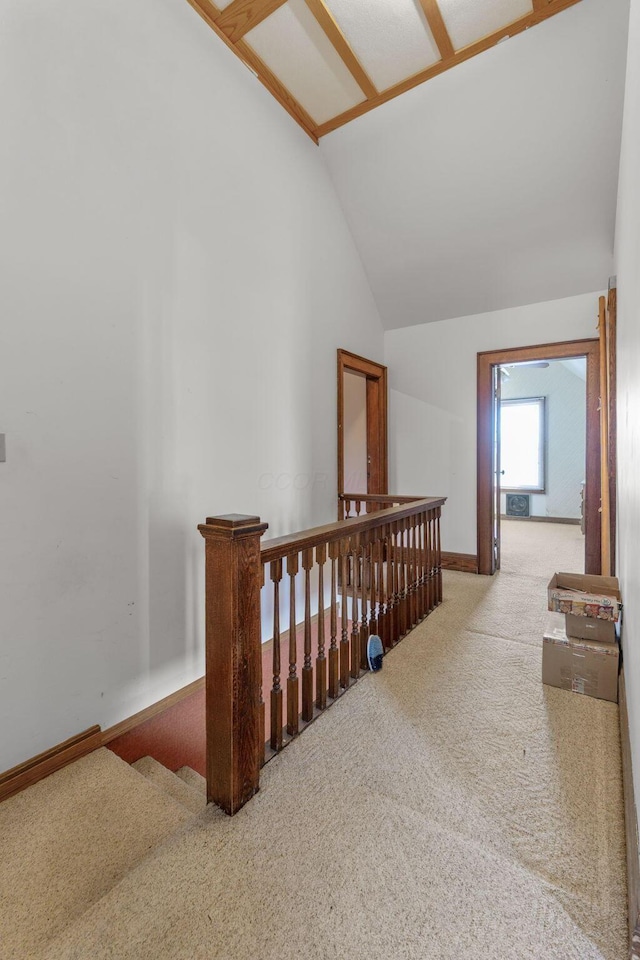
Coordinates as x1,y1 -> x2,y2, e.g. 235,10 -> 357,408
367,635 -> 384,672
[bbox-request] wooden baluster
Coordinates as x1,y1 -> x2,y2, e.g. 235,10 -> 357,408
413,517 -> 422,624
403,520 -> 411,633
301,548 -> 314,723
424,511 -> 431,614
412,515 -> 419,626
404,517 -> 411,633
394,520 -> 402,641
398,519 -> 407,638
424,512 -> 431,613
408,518 -> 416,629
418,512 -> 426,621
340,538 -> 350,688
392,521 -> 398,634
408,517 -> 415,630
394,520 -> 401,639
425,512 -> 431,616
369,532 -> 379,639
427,511 -> 434,612
198,514 -> 267,815
389,519 -> 398,646
287,553 -> 299,737
355,499 -> 361,517
316,543 -> 327,710
259,562 -> 266,765
360,534 -> 370,671
270,559 -> 283,752
436,506 -> 443,605
328,541 -> 340,699
351,534 -> 361,678
380,524 -> 390,649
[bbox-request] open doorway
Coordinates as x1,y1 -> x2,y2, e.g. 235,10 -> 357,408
337,350 -> 388,517
477,339 -> 601,577
498,357 -> 587,575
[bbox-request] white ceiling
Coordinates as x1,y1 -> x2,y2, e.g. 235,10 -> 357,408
560,357 -> 588,381
320,0 -> 630,329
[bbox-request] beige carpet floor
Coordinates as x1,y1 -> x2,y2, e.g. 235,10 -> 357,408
500,518 -> 585,575
1,522 -> 626,960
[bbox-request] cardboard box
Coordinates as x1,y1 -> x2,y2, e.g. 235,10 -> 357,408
565,613 -> 616,643
547,572 -> 621,622
542,614 -> 619,703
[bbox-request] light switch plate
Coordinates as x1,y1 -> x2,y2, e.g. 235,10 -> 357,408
0,435 -> 5,462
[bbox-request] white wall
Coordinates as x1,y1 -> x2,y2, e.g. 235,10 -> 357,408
500,360 -> 586,520
0,0 -> 384,770
385,293 -> 601,555
614,0 -> 640,813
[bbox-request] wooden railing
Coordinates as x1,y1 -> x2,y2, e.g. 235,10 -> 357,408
198,495 -> 446,815
339,492 -> 430,519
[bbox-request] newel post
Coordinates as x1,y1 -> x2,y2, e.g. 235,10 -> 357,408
198,514 -> 268,815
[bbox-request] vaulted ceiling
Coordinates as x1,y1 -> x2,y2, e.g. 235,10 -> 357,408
320,0 -> 629,328
183,0 -> 629,330
186,0 -> 584,141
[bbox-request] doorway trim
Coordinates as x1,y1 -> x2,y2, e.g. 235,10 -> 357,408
477,339 -> 601,576
337,350 -> 388,506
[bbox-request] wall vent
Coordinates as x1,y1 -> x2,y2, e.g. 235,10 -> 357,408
506,494 -> 530,518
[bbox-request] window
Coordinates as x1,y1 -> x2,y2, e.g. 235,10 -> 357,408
500,397 -> 545,492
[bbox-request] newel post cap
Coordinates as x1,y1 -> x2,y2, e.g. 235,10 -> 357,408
198,514 -> 268,541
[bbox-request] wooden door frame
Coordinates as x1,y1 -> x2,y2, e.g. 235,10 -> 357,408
337,350 -> 388,502
604,284 -> 617,575
477,339 -> 601,576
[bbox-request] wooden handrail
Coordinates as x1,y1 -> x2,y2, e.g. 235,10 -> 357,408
339,492 -> 427,504
199,495 -> 446,816
261,497 -> 446,564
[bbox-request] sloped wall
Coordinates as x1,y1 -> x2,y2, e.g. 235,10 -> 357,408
0,0 -> 384,770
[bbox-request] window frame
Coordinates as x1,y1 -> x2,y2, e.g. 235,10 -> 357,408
499,395 -> 547,494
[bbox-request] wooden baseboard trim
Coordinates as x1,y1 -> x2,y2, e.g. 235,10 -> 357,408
501,516 -> 580,525
102,677 -> 206,745
0,725 -> 103,803
441,551 -> 479,574
620,668 -> 640,957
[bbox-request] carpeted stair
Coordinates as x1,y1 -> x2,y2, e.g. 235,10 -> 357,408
0,749 -> 212,960
132,756 -> 207,815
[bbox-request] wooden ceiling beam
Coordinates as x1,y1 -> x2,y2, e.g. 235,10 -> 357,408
216,0 -> 288,44
187,0 -> 222,18
303,0 -> 377,100
185,0 -> 318,142
417,0 -> 455,61
532,0 -> 551,9
314,0 -> 583,137
235,38 -> 319,136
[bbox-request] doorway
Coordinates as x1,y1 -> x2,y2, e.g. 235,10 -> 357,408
337,350 -> 388,516
477,339 -> 601,576
498,358 -> 587,576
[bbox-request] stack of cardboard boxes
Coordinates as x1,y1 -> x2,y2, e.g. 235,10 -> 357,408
543,572 -> 622,703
